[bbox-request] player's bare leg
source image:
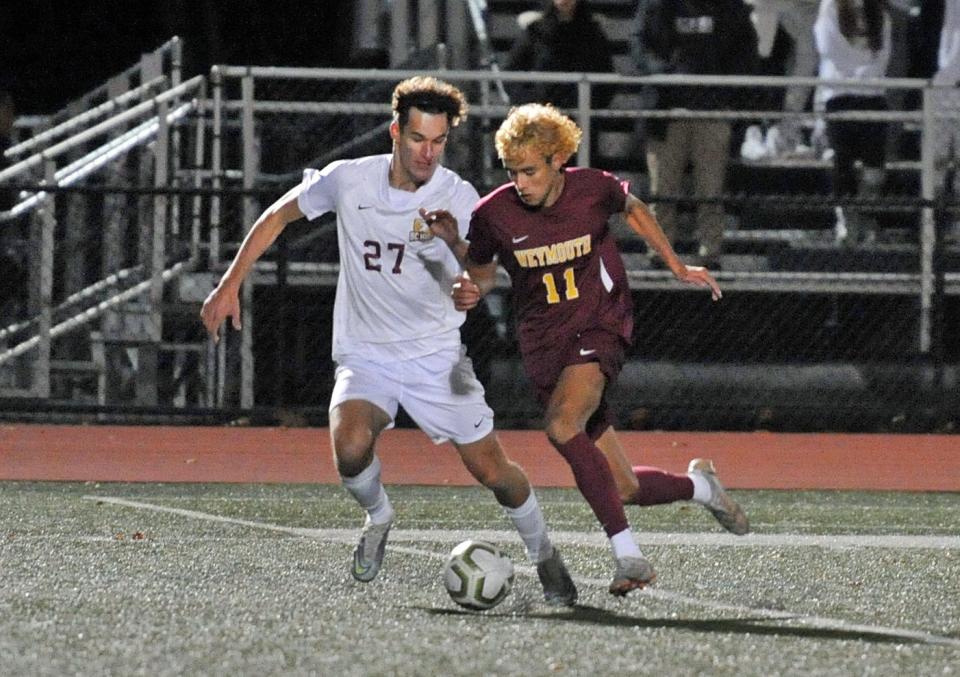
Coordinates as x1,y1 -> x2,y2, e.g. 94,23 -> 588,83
331,399 -> 395,582
454,433 -> 529,508
544,364 -> 655,595
456,433 -> 577,606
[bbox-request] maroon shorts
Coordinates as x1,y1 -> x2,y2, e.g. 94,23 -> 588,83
522,327 -> 627,440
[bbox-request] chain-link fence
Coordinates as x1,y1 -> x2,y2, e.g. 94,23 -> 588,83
2,66 -> 959,431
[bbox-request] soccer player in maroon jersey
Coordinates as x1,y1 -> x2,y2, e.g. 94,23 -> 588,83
424,103 -> 749,596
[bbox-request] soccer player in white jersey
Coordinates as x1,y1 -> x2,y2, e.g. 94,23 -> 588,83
200,76 -> 577,606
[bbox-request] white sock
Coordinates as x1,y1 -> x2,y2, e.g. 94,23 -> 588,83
502,491 -> 552,563
688,472 -> 713,504
341,455 -> 394,525
609,528 -> 643,560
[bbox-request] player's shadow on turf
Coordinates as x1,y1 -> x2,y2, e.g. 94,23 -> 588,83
419,605 -> 929,646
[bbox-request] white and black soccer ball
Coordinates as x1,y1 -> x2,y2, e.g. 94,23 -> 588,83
443,539 -> 515,611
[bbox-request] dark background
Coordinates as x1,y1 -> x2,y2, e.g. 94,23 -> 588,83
0,0 -> 356,114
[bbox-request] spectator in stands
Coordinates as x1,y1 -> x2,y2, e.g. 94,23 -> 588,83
814,0 -> 892,245
504,0 -> 616,110
746,0 -> 821,157
635,0 -> 759,269
931,0 -> 960,242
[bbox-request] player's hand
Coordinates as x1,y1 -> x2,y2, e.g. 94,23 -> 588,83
674,264 -> 722,301
452,273 -> 481,311
420,208 -> 460,247
200,284 -> 242,343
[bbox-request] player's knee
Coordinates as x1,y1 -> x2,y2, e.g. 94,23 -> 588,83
332,427 -> 375,476
544,414 -> 581,447
469,463 -> 501,490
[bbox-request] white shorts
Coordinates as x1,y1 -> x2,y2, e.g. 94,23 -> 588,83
329,345 -> 495,445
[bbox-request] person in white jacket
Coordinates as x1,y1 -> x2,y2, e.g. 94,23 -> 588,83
933,0 -> 960,235
814,0 -> 892,245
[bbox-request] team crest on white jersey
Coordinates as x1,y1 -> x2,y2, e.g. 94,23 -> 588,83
409,218 -> 435,242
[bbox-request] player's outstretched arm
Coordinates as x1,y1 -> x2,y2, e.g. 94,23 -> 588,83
200,189 -> 305,342
419,207 -> 499,310
624,194 -> 722,301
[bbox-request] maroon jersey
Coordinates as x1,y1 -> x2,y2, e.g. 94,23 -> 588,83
467,167 -> 634,356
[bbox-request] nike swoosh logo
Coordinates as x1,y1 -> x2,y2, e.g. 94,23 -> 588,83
579,349 -> 596,356
358,205 -> 373,210
473,417 -> 485,428
511,235 -> 529,243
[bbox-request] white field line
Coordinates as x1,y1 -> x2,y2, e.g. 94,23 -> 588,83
81,496 -> 960,550
84,495 -> 960,648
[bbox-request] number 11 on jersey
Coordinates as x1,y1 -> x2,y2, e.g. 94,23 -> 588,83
542,267 -> 580,304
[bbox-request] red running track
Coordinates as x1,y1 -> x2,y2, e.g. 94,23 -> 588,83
1,425 -> 958,491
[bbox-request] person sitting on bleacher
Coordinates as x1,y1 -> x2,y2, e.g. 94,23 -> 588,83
504,0 -> 616,111
636,0 -> 759,269
746,0 -> 821,158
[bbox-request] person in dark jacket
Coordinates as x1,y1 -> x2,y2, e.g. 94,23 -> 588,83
505,0 -> 616,110
636,0 -> 759,267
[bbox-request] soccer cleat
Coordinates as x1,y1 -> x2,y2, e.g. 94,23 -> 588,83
609,555 -> 656,596
688,458 -> 750,535
536,547 -> 578,607
351,515 -> 392,582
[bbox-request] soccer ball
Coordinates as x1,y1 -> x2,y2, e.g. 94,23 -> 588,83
443,539 -> 515,611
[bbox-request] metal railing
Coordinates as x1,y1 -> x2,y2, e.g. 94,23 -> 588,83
0,39 -> 203,406
198,67 -> 955,423
3,61 -> 959,431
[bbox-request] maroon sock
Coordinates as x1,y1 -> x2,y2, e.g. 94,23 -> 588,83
630,466 -> 694,506
553,432 -> 629,537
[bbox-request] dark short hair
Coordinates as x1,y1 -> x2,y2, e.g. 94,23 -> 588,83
391,76 -> 468,129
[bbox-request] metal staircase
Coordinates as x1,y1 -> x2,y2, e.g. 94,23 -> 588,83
0,37 -> 209,410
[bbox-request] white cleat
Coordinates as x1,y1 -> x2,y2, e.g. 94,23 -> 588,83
351,516 -> 392,582
536,547 -> 578,607
688,458 -> 750,535
608,555 -> 656,597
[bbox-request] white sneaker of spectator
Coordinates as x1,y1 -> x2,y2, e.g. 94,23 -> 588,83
834,206 -> 848,244
765,123 -> 815,160
741,125 -> 768,161
764,125 -> 784,158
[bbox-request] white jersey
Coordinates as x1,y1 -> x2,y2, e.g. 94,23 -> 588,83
297,154 -> 480,363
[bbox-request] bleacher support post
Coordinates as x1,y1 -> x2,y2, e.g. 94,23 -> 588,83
240,74 -> 259,409
445,1 -> 470,70
32,161 -> 56,398
920,86 -> 937,356
390,0 -> 412,68
577,79 -> 592,168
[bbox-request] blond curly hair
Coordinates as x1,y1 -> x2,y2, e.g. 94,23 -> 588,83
495,104 -> 583,165
391,76 -> 469,129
